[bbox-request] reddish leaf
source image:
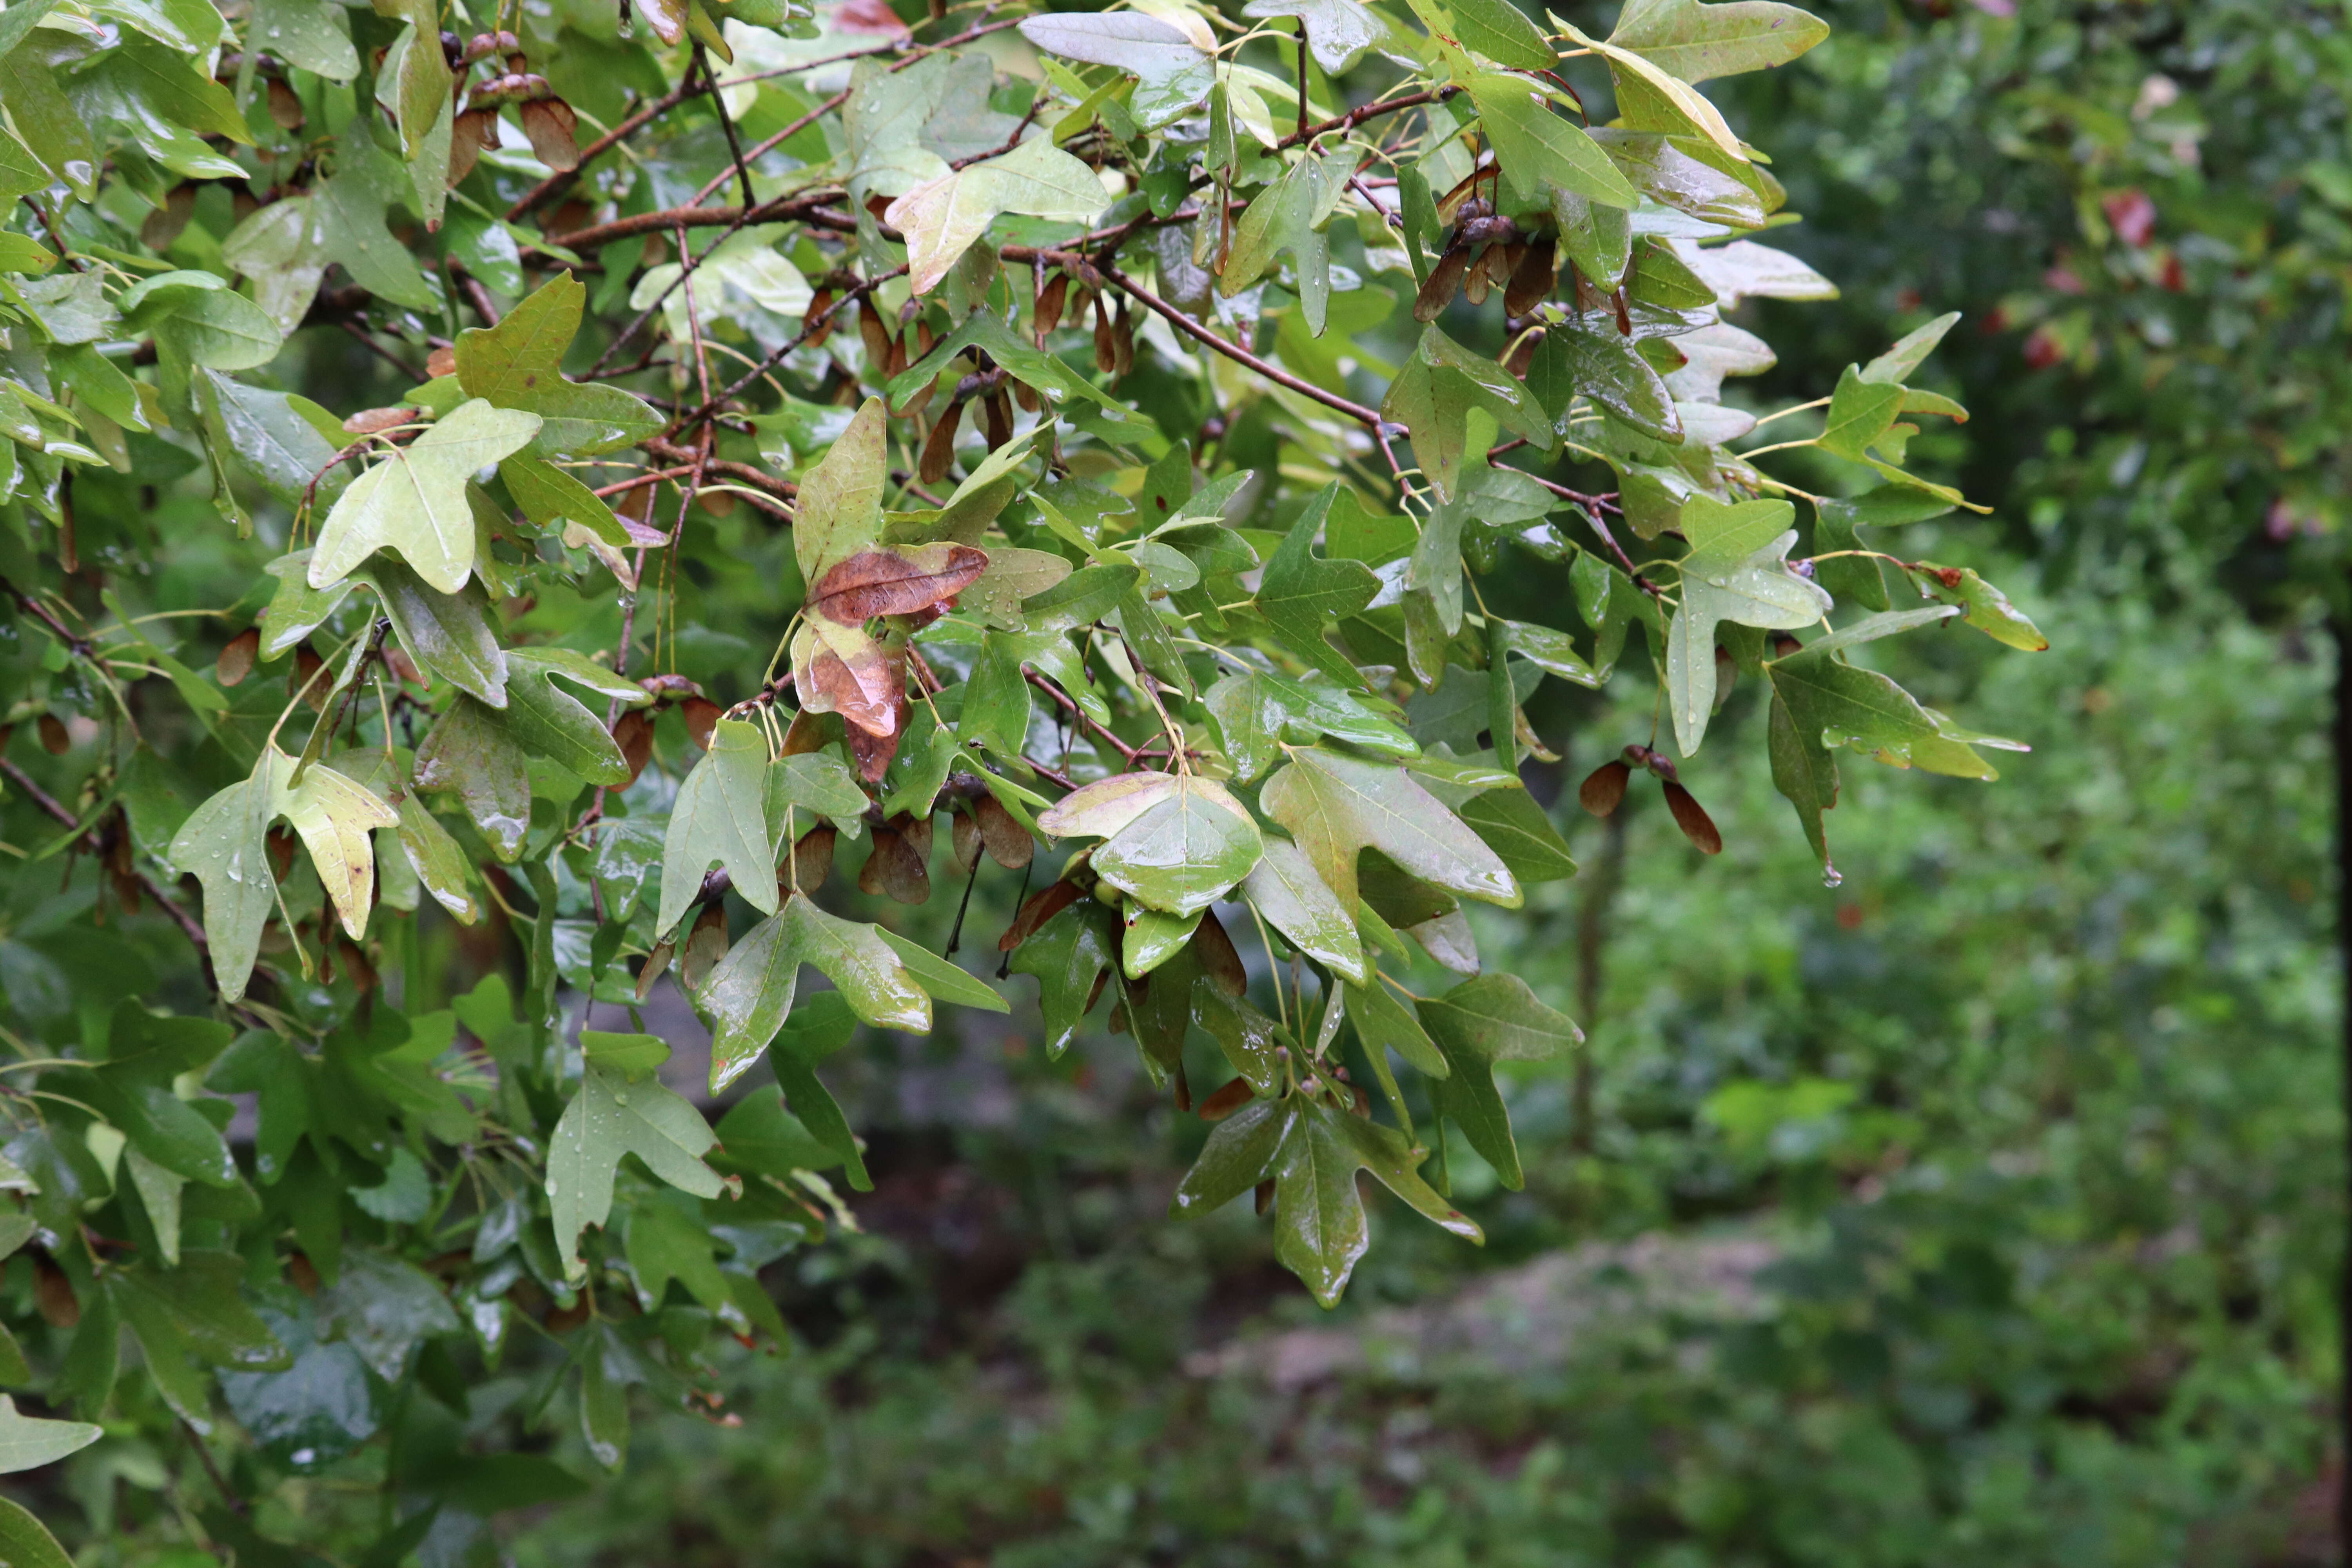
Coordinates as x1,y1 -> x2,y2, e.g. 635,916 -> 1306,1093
809,546 -> 989,625
998,877 -> 1081,951
680,696 -> 721,751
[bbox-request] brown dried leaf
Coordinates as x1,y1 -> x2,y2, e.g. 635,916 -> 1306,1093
217,627 -> 259,687
342,406 -> 411,435
809,545 -> 989,625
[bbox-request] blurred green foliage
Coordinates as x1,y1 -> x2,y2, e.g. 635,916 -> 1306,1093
492,3 -> 2347,1563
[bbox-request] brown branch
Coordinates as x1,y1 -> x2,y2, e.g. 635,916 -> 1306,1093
338,319 -> 425,382
696,44 -> 758,209
508,81 -> 704,221
639,437 -> 796,517
446,256 -> 501,327
1025,670 -> 1138,762
1085,260 -> 1381,428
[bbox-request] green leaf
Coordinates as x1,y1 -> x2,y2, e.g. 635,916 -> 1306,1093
0,1395 -> 100,1475
1526,325 -> 1680,444
700,896 -> 931,1092
876,929 -> 1009,1013
547,1062 -> 725,1279
412,697 -> 533,862
1606,0 -> 1829,82
317,1246 -> 462,1381
1091,775 -> 1263,917
1007,896 -> 1118,1055
1242,835 -> 1367,983
250,0 -> 358,80
166,749 -> 281,1003
886,137 -> 1106,295
1024,561 -> 1141,631
1425,0 -> 1554,70
502,450 -> 630,550
711,1091 -> 839,1178
1767,689 -> 1838,878
1417,976 -> 1575,1189
454,273 -> 661,456
0,1497 -> 76,1568
1017,13 -> 1214,130
1459,788 -> 1575,884
1817,364 -> 1904,461
795,396 -> 887,585
626,1199 -> 733,1315
658,719 -> 780,938
1469,75 -> 1637,210
1861,311 -> 1961,385
1263,745 -> 1519,911
1122,902 -> 1204,980
1220,151 -> 1344,334
1169,1096 -> 1289,1217
1913,562 -> 2049,651
503,648 -> 650,785
1345,972 -> 1449,1078
1241,0 -> 1382,73
308,399 -> 543,594
1256,485 -> 1381,687
363,560 -> 508,706
955,630 -> 1033,760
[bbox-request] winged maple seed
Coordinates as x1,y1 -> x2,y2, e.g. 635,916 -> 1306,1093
808,544 -> 990,625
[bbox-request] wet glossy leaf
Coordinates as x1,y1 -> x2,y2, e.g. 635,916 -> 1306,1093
1256,486 -> 1380,687
1092,776 -> 1263,917
309,400 -> 542,595
1241,835 -> 1366,984
547,1057 -> 724,1279
454,272 -> 661,456
659,719 -> 779,938
1263,746 -> 1519,911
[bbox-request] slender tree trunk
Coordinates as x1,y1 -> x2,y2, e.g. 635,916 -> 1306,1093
2336,613 -> 2351,1556
1574,810 -> 1626,1154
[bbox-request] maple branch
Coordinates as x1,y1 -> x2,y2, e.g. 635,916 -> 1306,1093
1025,669 -> 1140,762
508,80 -> 705,221
1082,260 -> 1381,428
697,44 -> 758,209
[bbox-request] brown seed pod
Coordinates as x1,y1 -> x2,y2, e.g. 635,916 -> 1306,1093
217,627 -> 260,687
519,96 -> 581,172
681,903 -> 730,990
1196,1076 -> 1256,1121
972,792 -> 1033,870
425,345 -> 457,378
949,808 -> 984,873
895,810 -> 933,860
918,401 -> 964,485
385,645 -> 425,687
266,825 -> 297,882
791,823 -> 837,891
857,825 -> 931,905
1465,254 -> 1491,306
680,695 -> 721,751
982,388 -> 1014,452
140,181 -> 198,249
32,1255 -> 78,1327
292,644 -> 328,708
447,107 -> 501,184
1191,909 -> 1246,996
998,877 -> 1082,951
1505,234 -> 1557,316
610,708 -> 654,788
858,304 -> 893,374
1578,758 -> 1630,816
463,31 -> 500,62
1011,378 -> 1039,414
1111,299 -> 1135,376
1415,247 -> 1470,322
1662,780 -> 1722,855
1092,295 -> 1116,373
266,77 -> 305,131
1036,270 -> 1069,334
803,287 -> 837,347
